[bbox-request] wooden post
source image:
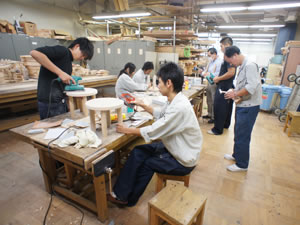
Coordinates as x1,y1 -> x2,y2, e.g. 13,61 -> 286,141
89,110 -> 96,132
116,107 -> 123,124
81,97 -> 88,116
93,175 -> 108,222
101,110 -> 108,137
68,96 -> 75,119
37,148 -> 56,193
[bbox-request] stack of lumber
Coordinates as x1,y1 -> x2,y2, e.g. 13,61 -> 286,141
72,64 -> 109,77
20,55 -> 40,79
285,41 -> 300,48
156,46 -> 186,58
0,60 -> 26,83
143,30 -> 197,40
179,60 -> 197,75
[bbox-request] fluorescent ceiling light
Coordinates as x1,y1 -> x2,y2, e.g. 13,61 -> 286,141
233,38 -> 272,41
237,42 -> 272,45
249,25 -> 285,28
200,2 -> 300,13
218,25 -> 249,29
218,25 -> 284,29
200,7 -> 247,12
248,3 -> 300,10
229,33 -> 277,37
93,12 -> 151,20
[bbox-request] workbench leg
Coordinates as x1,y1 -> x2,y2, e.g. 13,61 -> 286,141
65,164 -> 76,188
93,174 -> 108,222
68,96 -> 75,119
101,111 -> 108,138
37,148 -> 56,193
89,110 -> 96,132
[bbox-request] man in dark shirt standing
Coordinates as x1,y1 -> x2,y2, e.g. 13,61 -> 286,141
207,36 -> 236,135
30,37 -> 94,120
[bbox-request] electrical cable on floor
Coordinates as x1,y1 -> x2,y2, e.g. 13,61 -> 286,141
39,127 -> 84,225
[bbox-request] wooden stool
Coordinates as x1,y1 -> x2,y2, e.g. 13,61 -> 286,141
283,111 -> 300,137
86,98 -> 124,138
149,183 -> 207,225
66,88 -> 97,118
156,173 -> 190,193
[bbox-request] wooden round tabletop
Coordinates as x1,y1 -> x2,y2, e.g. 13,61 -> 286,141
66,87 -> 98,97
86,97 -> 124,110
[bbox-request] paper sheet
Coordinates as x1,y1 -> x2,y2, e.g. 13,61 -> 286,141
44,128 -> 67,140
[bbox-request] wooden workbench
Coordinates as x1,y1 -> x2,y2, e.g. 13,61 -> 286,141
0,75 -> 117,131
10,87 -> 205,222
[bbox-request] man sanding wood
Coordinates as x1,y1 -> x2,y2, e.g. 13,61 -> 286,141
30,37 -> 94,120
107,62 -> 203,207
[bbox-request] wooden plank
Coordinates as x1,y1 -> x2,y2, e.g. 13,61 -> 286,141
93,175 -> 108,222
0,113 -> 40,132
53,185 -> 97,213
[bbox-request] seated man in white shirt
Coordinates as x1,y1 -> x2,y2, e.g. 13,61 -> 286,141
133,61 -> 154,85
107,62 -> 203,207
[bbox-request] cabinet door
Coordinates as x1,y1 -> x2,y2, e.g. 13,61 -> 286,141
11,34 -> 32,60
0,33 -> 17,60
89,41 -> 105,70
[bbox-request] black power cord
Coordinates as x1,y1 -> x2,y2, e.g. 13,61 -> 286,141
39,127 -> 85,225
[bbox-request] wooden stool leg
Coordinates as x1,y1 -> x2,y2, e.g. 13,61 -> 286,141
106,110 -> 111,128
149,206 -> 160,225
283,114 -> 290,132
89,110 -> 96,132
68,96 -> 75,119
91,95 -> 96,99
194,200 -> 206,225
116,107 -> 123,124
156,174 -> 164,193
101,110 -> 108,138
81,97 -> 88,116
184,175 -> 190,187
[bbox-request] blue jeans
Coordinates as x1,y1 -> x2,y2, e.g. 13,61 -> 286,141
233,106 -> 259,168
38,101 -> 68,120
113,142 -> 195,206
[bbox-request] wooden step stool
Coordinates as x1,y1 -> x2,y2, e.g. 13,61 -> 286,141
66,88 -> 98,118
283,111 -> 300,137
149,183 -> 207,225
156,173 -> 190,193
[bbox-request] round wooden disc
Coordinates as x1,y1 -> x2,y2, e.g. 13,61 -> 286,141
86,97 -> 124,110
66,88 -> 98,97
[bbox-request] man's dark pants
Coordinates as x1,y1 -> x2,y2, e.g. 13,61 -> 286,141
113,142 -> 194,206
233,105 -> 260,169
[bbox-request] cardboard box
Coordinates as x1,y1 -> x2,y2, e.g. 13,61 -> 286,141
37,29 -> 54,38
20,21 -> 37,36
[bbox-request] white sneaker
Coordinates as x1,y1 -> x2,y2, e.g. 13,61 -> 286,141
224,154 -> 235,161
227,164 -> 248,172
207,130 -> 215,135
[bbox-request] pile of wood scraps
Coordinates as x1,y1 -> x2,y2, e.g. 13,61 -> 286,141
285,41 -> 300,48
72,64 -> 109,77
179,60 -> 197,75
143,30 -> 197,40
0,60 -> 26,84
20,55 -> 40,79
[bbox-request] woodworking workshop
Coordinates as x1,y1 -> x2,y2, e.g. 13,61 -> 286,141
1,0 -> 300,225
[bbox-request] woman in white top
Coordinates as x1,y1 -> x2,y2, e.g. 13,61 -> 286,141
115,62 -> 147,98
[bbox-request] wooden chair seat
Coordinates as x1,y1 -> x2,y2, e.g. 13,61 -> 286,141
149,183 -> 207,225
156,173 -> 190,193
283,111 -> 300,137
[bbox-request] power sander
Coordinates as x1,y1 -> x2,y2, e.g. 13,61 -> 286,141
205,73 -> 215,85
57,75 -> 84,91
